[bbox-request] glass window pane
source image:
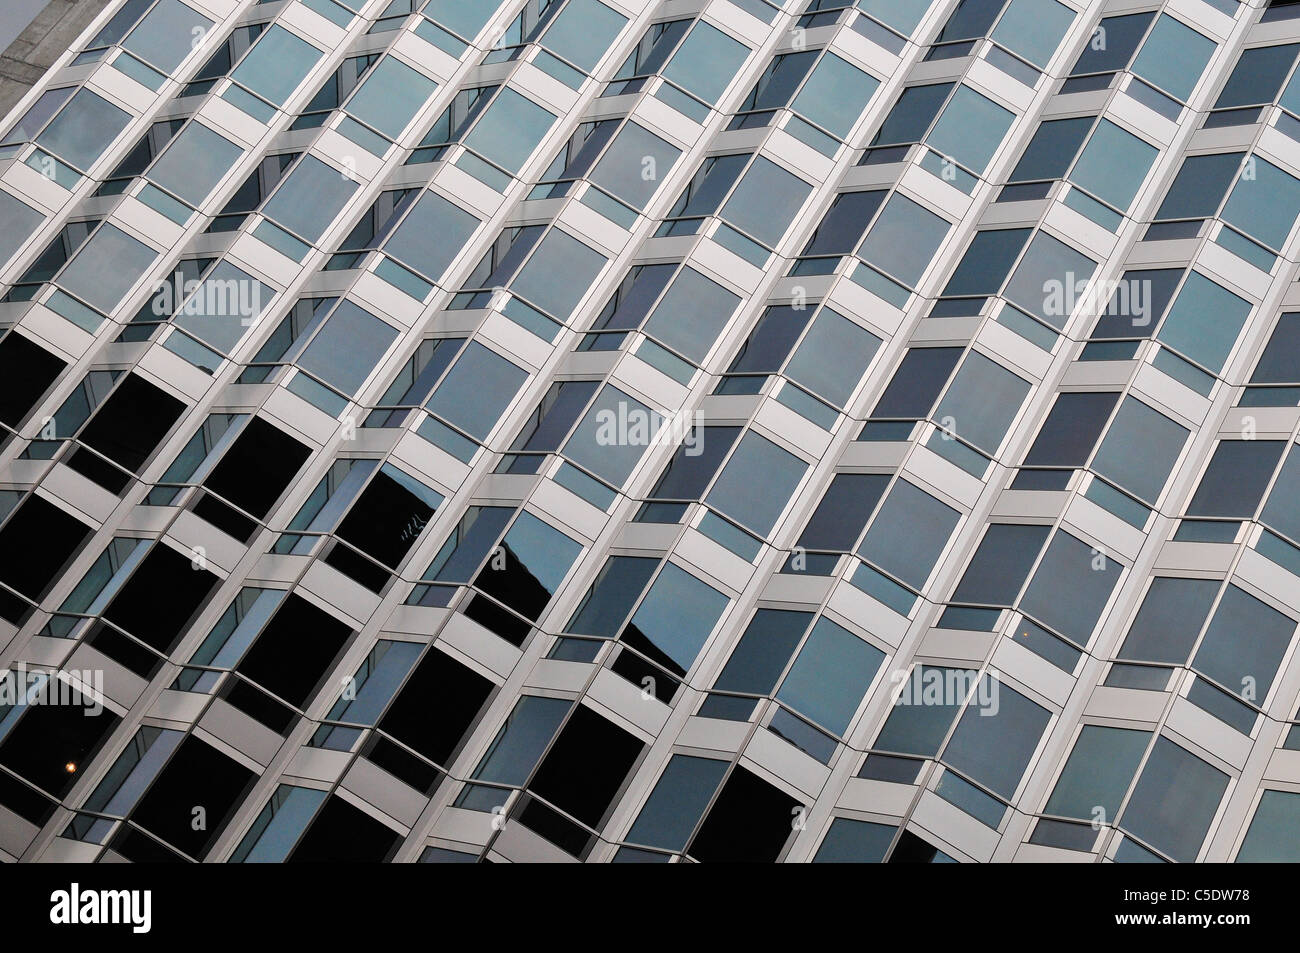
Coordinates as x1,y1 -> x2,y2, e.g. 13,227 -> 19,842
297,300 -> 397,395
59,224 -> 158,313
649,426 -> 740,500
1003,232 -> 1098,329
1044,725 -> 1151,820
463,88 -> 556,174
123,0 -> 213,73
626,755 -> 726,850
792,53 -> 880,138
1121,737 -> 1228,862
871,83 -> 951,146
476,512 -> 581,621
801,190 -> 886,256
798,473 -> 889,551
858,0 -> 932,35
510,230 -> 606,318
1071,13 -> 1154,75
346,57 -> 437,138
1186,440 -> 1286,518
874,665 -> 973,755
943,677 -> 1050,799
942,228 -> 1032,296
721,157 -> 812,247
813,817 -> 896,862
263,155 -> 360,243
1237,790 -> 1300,862
1131,15 -> 1215,101
926,86 -> 1015,175
661,22 -> 749,104
1068,120 -> 1157,211
706,432 -> 807,536
1091,398 -> 1188,502
231,25 -> 324,104
1119,577 -> 1221,664
1192,585 -> 1295,700
567,555 -> 659,637
148,122 -> 243,205
1019,531 -> 1123,645
37,89 -> 132,171
933,352 -> 1031,453
382,191 -> 480,282
712,609 -> 812,694
952,523 -> 1051,606
1155,152 -> 1244,221
857,194 -> 950,286
561,386 -> 657,486
1156,272 -> 1252,373
1251,313 -> 1300,383
1009,117 -> 1092,182
858,481 -> 961,588
784,309 -> 881,407
423,0 -> 494,39
1215,44 -> 1300,108
1261,445 -> 1300,540
1221,156 -> 1300,250
776,618 -> 884,734
623,564 -> 728,675
642,267 -> 739,362
172,261 -> 271,352
1023,392 -> 1118,466
590,122 -> 681,209
425,341 -> 526,439
872,347 -> 962,418
540,0 -> 627,72
471,695 -> 569,785
991,0 -> 1075,68
0,192 -> 43,266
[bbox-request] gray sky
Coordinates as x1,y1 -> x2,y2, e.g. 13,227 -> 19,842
0,0 -> 52,56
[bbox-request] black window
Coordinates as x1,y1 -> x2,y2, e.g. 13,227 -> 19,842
0,333 -> 66,429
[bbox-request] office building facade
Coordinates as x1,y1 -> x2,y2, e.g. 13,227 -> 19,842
0,0 -> 1298,863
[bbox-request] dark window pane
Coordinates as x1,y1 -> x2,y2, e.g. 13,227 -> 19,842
1214,44 -> 1300,108
942,677 -> 1050,799
1044,725 -> 1150,820
942,229 -> 1032,296
814,818 -> 896,862
1119,577 -> 1222,664
1009,116 -> 1093,182
1023,392 -> 1118,466
1251,313 -> 1300,383
688,766 -> 799,862
528,705 -> 643,829
626,755 -> 727,851
871,347 -> 962,418
711,609 -> 812,695
1192,585 -> 1295,701
870,83 -> 952,146
0,495 -> 92,603
874,665 -> 973,755
566,556 -> 659,636
1121,737 -> 1228,862
1071,13 -> 1154,74
797,473 -> 889,551
800,190 -> 887,256
1155,152 -> 1244,221
951,523 -> 1051,605
1090,268 -> 1183,340
1186,441 -> 1286,518
1019,531 -> 1122,645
